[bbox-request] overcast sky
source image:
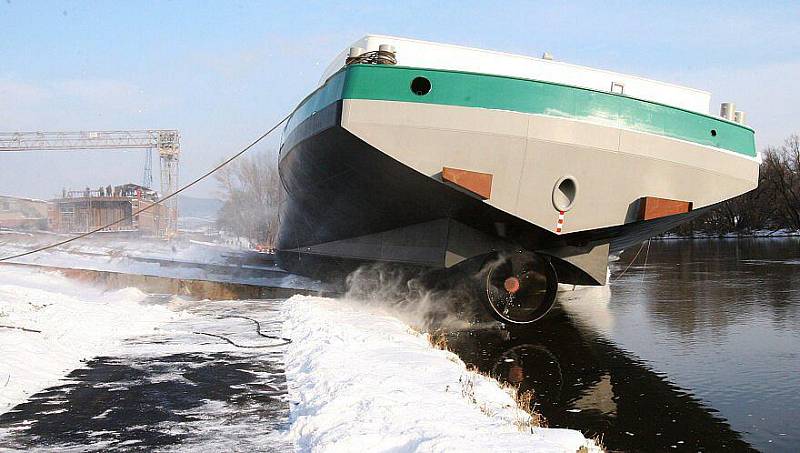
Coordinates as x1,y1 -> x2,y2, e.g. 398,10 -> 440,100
1,0 -> 798,199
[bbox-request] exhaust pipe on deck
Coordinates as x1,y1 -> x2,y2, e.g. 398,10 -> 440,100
345,44 -> 397,66
720,102 -> 735,121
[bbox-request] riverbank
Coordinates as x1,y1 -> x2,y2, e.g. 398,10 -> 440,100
2,267 -> 601,452
282,295 -> 602,452
657,229 -> 800,240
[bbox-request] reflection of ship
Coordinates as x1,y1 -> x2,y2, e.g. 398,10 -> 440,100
277,35 -> 759,325
490,343 -> 564,402
446,309 -> 756,451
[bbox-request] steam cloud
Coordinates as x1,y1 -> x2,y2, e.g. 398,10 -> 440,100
341,262 -> 498,332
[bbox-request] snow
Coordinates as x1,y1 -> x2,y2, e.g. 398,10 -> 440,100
1,256 -> 602,451
282,295 -> 600,453
0,287 -> 292,451
0,232 -> 326,291
658,229 -> 800,239
0,232 -> 237,265
0,267 -> 182,413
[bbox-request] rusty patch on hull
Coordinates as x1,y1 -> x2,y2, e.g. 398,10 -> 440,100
442,167 -> 493,200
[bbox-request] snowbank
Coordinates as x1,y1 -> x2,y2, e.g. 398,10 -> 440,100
0,233 -> 325,291
282,295 -> 600,453
658,229 -> 800,239
0,233 -> 238,267
0,232 -> 331,291
0,267 -> 182,412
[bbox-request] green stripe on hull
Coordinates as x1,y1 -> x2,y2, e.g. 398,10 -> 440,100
287,65 -> 756,158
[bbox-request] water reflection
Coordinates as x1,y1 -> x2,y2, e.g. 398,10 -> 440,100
449,239 -> 800,452
624,239 -> 800,337
448,293 -> 755,451
606,240 -> 800,452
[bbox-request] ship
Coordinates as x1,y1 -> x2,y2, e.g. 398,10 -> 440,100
277,35 -> 758,325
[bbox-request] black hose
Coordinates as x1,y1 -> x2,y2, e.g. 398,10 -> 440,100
193,331 -> 290,348
219,315 -> 291,342
193,315 -> 292,349
0,324 -> 41,333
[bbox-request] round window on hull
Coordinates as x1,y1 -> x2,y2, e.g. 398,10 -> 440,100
410,77 -> 431,96
552,176 -> 578,212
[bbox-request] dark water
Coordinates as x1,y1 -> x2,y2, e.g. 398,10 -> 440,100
449,239 -> 800,452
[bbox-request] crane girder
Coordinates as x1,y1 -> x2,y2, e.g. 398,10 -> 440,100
0,129 -> 180,237
0,130 -> 179,153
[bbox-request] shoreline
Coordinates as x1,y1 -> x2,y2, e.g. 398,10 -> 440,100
282,295 -> 603,452
655,230 -> 800,240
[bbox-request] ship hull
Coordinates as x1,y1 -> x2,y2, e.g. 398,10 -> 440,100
277,64 -> 759,286
277,101 -> 536,281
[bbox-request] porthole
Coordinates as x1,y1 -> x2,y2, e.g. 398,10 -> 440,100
410,77 -> 431,96
710,129 -> 717,137
552,176 -> 578,212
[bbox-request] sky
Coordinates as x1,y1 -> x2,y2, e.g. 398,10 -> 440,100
1,0 -> 798,199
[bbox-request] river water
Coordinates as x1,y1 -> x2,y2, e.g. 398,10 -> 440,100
448,239 -> 800,452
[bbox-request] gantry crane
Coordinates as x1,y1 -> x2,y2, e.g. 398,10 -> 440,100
0,130 -> 180,236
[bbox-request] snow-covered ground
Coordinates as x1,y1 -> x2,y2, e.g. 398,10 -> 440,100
0,231 -> 236,265
0,267 -> 181,412
658,229 -> 800,239
1,265 -> 601,452
0,232 -> 324,291
0,267 -> 291,451
283,295 -> 601,453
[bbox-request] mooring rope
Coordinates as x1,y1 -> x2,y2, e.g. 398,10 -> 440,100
641,238 -> 652,283
0,113 -> 291,263
610,240 -> 647,283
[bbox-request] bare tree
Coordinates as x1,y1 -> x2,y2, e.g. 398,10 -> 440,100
215,151 -> 284,247
670,134 -> 800,236
760,135 -> 800,230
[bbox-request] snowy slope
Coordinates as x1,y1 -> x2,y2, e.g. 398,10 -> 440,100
2,264 -> 602,451
0,233 -> 324,290
0,267 -> 182,413
0,232 -> 237,265
283,296 -> 600,453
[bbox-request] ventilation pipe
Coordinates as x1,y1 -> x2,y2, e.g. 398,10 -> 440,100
345,47 -> 365,65
720,102 -> 735,120
345,44 -> 396,66
377,44 -> 397,65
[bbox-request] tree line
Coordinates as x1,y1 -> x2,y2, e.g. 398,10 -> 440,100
671,134 -> 800,236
